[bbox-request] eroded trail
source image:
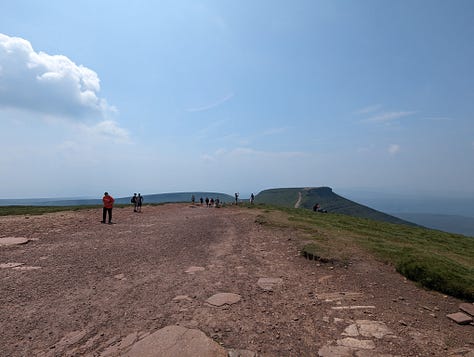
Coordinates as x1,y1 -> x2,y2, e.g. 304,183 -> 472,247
0,204 -> 472,356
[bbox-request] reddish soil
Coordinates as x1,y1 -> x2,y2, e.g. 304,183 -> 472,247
0,204 -> 472,356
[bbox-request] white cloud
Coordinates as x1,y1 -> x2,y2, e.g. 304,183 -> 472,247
364,111 -> 415,123
0,33 -> 128,142
388,144 -> 400,155
0,33 -> 115,119
186,93 -> 234,112
355,104 -> 382,115
81,120 -> 130,143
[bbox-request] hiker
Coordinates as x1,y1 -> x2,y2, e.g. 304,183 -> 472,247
191,195 -> 195,204
210,198 -> 215,207
250,193 -> 255,204
235,192 -> 239,204
313,203 -> 320,212
131,193 -> 138,212
215,198 -> 220,208
137,193 -> 143,212
102,192 -> 115,224
205,197 -> 209,207
200,197 -> 204,205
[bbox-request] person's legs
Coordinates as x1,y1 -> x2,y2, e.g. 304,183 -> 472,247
108,208 -> 112,223
102,208 -> 107,223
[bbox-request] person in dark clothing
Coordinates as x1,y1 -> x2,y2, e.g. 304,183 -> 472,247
102,192 -> 115,224
131,193 -> 138,212
137,193 -> 143,212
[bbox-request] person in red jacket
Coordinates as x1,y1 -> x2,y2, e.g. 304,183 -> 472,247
102,192 -> 115,224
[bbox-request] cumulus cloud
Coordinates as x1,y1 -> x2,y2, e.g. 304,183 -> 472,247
0,33 -> 115,119
388,144 -> 400,155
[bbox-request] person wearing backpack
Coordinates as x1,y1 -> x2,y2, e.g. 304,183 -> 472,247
131,193 -> 138,212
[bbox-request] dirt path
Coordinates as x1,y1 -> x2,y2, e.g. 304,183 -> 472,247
0,204 -> 472,356
294,192 -> 302,209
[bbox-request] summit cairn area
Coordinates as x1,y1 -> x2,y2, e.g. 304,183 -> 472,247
0,204 -> 472,356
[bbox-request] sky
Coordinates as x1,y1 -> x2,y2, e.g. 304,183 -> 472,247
1,0 -> 473,199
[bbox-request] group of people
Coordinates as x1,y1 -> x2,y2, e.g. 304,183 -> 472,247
101,192 -> 143,224
192,195 -> 221,207
131,193 -> 143,213
101,191 -> 257,224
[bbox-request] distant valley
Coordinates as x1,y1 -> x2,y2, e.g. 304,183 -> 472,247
392,213 -> 474,237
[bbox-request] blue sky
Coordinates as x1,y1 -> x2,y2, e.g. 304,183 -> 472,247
1,1 -> 473,199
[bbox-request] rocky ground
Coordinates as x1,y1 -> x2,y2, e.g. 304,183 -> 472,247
0,204 -> 473,357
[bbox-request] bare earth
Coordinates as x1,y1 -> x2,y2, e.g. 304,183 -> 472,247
0,204 -> 472,357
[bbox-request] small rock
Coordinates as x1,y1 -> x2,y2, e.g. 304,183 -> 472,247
206,293 -> 241,307
446,312 -> 473,325
459,303 -> 474,317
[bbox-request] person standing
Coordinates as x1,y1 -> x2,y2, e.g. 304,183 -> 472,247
137,193 -> 143,213
102,192 -> 115,224
250,193 -> 255,204
131,193 -> 138,212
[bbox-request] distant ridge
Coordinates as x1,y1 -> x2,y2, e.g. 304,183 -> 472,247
0,192 -> 234,207
256,187 -> 415,226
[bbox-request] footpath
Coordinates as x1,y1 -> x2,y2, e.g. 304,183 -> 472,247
0,204 -> 473,356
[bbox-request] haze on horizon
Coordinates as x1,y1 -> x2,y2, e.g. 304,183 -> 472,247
1,1 -> 473,202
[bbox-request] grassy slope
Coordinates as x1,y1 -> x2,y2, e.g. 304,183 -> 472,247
249,204 -> 474,300
256,187 -> 414,225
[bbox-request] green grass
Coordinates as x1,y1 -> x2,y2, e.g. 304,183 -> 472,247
251,204 -> 474,300
0,204 -> 133,216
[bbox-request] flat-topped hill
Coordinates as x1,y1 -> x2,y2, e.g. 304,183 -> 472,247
256,187 -> 415,225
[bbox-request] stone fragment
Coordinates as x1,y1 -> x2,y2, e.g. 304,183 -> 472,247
356,320 -> 395,339
459,303 -> 474,317
12,266 -> 41,271
342,324 -> 359,337
228,349 -> 258,357
447,312 -> 473,325
114,273 -> 126,280
173,295 -> 193,302
257,277 -> 283,291
124,325 -> 227,357
0,262 -> 24,269
206,293 -> 241,307
318,345 -> 352,357
185,266 -> 205,274
0,237 -> 29,246
336,338 -> 375,350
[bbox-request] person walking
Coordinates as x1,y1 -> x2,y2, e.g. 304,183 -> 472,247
250,193 -> 255,204
102,192 -> 115,224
